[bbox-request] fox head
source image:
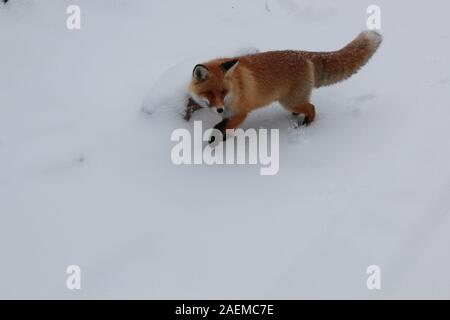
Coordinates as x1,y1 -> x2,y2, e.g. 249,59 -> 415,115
189,59 -> 239,115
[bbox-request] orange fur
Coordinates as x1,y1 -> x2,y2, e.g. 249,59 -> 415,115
188,31 -> 382,133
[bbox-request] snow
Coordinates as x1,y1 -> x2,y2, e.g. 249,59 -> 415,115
1,0 -> 450,299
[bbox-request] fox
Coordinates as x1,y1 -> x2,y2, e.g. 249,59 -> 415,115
187,30 -> 382,142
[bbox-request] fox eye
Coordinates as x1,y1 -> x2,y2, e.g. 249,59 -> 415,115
203,91 -> 213,98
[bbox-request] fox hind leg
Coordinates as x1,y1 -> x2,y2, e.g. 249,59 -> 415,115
281,91 -> 316,126
280,66 -> 316,126
282,60 -> 316,126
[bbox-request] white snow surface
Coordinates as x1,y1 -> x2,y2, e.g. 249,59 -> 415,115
1,0 -> 450,299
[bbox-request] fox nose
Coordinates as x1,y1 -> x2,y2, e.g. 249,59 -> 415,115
217,107 -> 224,114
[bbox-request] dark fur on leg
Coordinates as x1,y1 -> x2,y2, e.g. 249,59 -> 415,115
209,118 -> 229,143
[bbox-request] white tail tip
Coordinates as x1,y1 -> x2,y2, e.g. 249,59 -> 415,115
361,30 -> 383,46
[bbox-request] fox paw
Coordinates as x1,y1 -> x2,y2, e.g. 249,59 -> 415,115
290,113 -> 310,128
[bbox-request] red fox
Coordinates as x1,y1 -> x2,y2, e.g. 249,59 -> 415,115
187,31 -> 382,141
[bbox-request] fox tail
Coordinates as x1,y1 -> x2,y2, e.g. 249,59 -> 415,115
303,31 -> 383,88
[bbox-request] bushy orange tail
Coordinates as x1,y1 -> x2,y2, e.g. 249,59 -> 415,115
302,31 -> 382,88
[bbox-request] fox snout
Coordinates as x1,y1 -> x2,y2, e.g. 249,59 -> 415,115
211,106 -> 224,114
190,91 -> 226,115
190,93 -> 225,114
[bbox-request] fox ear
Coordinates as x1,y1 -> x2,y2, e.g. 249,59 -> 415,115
220,59 -> 239,77
193,64 -> 209,82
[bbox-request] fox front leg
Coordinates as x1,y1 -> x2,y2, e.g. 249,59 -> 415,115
209,113 -> 248,143
209,118 -> 229,143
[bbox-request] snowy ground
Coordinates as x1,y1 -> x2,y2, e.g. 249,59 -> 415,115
1,0 -> 450,299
